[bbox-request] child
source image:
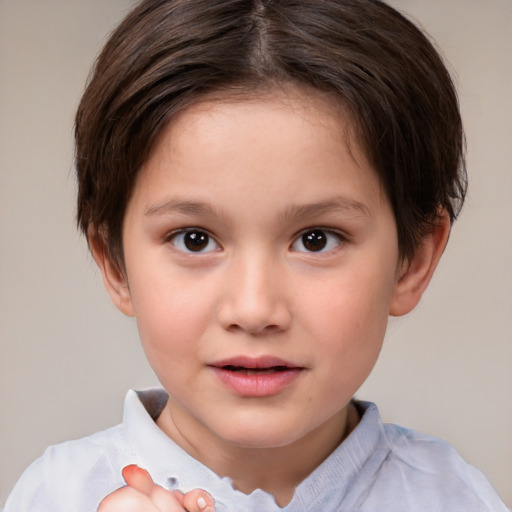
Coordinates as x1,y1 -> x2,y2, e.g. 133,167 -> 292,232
4,0 -> 508,510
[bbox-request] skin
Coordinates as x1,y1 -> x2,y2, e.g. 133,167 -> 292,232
92,87 -> 450,508
97,464 -> 215,512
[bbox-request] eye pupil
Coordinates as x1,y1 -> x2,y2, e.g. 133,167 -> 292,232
184,231 -> 209,251
302,230 -> 327,251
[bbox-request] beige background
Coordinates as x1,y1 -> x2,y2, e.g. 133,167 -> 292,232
1,0 -> 511,507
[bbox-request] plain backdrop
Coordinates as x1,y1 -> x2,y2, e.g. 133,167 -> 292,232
1,0 -> 511,507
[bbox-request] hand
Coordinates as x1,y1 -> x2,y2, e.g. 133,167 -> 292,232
97,464 -> 215,512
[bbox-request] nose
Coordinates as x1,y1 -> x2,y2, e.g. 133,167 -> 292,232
217,252 -> 291,335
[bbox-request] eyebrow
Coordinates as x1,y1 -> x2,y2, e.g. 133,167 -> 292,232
144,196 -> 370,220
144,199 -> 219,217
279,197 -> 371,221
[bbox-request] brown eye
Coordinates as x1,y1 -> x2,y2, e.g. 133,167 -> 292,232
170,230 -> 219,253
291,229 -> 342,253
302,230 -> 327,251
184,231 -> 209,251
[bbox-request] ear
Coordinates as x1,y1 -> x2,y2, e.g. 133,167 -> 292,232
88,225 -> 135,317
389,213 -> 451,317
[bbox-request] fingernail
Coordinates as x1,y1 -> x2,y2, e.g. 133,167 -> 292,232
122,464 -> 140,478
122,464 -> 152,483
197,496 -> 207,509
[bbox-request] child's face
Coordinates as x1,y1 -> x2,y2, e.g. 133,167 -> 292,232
109,88 -> 406,450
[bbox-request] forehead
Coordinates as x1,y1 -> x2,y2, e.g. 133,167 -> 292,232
148,86 -> 369,174
130,86 -> 385,218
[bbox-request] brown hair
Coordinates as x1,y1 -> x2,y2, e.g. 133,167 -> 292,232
76,0 -> 466,265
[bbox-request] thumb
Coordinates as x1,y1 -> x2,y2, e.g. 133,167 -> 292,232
121,465 -> 216,512
122,465 -> 155,496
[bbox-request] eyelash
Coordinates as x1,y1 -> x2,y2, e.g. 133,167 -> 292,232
166,228 -> 221,254
290,228 -> 346,254
165,227 -> 347,255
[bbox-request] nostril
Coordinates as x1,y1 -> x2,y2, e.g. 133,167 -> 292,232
225,322 -> 284,335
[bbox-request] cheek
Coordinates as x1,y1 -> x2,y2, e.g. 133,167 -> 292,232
128,269 -> 219,357
302,265 -> 393,339
300,265 -> 394,379
314,295 -> 388,373
309,293 -> 388,410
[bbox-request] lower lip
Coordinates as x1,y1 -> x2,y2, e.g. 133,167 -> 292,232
211,367 -> 303,397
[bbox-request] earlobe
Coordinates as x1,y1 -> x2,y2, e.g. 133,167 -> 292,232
389,213 -> 451,317
87,225 -> 135,317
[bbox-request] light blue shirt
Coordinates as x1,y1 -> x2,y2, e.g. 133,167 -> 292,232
4,389 -> 508,511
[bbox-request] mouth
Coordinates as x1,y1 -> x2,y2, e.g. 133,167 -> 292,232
220,365 -> 293,375
210,356 -> 302,373
209,356 -> 304,397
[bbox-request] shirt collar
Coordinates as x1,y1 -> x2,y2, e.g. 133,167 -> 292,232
123,389 -> 389,511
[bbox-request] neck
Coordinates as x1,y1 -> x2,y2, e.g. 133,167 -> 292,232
156,401 -> 359,507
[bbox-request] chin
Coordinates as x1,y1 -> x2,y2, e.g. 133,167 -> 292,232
217,418 -> 309,450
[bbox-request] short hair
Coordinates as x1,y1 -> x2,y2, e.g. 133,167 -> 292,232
75,0 -> 466,265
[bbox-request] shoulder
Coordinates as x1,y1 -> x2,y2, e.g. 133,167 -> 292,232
4,424 -> 130,512
3,389 -> 167,512
43,421 -> 134,484
363,416 -> 508,511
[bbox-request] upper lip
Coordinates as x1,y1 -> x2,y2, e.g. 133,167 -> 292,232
209,356 -> 301,370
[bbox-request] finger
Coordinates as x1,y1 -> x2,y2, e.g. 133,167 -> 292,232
148,488 -> 191,512
122,465 -> 155,496
122,466 -> 189,512
144,485 -> 214,512
120,465 -> 212,512
183,489 -> 216,512
97,485 -> 156,512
